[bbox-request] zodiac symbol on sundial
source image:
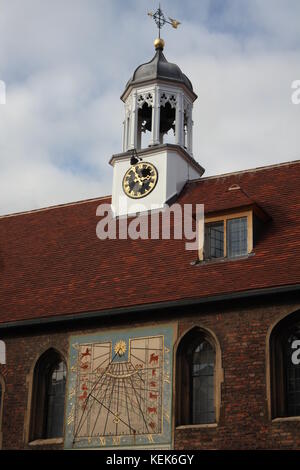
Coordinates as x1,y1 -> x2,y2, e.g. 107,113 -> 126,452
149,352 -> 159,364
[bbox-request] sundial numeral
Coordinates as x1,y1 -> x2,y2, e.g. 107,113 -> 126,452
164,374 -> 171,384
67,406 -> 75,425
112,436 -> 121,445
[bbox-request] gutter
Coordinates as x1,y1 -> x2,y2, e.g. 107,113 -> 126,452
0,284 -> 300,331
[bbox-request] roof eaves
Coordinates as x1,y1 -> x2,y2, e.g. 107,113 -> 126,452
1,283 -> 299,331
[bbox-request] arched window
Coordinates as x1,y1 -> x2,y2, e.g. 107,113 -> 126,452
138,101 -> 152,149
176,328 -> 216,425
30,349 -> 67,441
270,313 -> 300,418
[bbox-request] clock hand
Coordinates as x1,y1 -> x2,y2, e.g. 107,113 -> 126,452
133,167 -> 151,183
134,169 -> 142,183
130,168 -> 143,186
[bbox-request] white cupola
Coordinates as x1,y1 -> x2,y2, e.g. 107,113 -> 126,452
110,38 -> 205,217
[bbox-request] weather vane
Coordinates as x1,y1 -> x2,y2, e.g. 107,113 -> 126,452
148,5 -> 181,39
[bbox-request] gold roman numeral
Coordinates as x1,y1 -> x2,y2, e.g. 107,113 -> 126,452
112,436 -> 120,445
67,406 -> 75,425
164,373 -> 171,384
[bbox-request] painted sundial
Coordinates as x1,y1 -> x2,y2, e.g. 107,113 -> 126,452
64,325 -> 176,449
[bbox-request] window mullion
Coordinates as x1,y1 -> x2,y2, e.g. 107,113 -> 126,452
224,219 -> 227,258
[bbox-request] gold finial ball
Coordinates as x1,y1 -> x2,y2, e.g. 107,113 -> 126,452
154,38 -> 165,50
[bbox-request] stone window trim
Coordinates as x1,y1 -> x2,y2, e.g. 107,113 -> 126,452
266,309 -> 300,421
24,347 -> 68,446
272,416 -> 300,424
174,325 -> 223,429
176,423 -> 218,430
28,437 -> 64,447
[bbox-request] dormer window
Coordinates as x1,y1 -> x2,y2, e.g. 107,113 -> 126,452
201,211 -> 253,262
199,202 -> 269,263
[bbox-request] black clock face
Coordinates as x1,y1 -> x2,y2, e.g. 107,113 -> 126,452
122,162 -> 158,199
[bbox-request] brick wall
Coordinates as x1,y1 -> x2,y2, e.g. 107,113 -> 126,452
175,301 -> 300,449
1,298 -> 300,450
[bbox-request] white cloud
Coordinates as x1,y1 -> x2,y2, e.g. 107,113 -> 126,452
0,0 -> 299,215
190,52 -> 300,175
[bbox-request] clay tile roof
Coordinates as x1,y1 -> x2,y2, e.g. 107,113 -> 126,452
0,159 -> 300,325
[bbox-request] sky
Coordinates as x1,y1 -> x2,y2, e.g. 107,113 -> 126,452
0,0 -> 299,216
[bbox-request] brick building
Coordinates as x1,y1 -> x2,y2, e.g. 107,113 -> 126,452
0,37 -> 300,450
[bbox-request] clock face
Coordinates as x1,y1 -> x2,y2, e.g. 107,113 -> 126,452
65,325 -> 175,449
122,162 -> 158,199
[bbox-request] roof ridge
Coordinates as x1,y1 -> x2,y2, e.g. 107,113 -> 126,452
194,158 -> 300,183
0,194 -> 111,220
1,158 -> 300,220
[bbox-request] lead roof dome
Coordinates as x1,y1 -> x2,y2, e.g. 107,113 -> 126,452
123,47 -> 193,95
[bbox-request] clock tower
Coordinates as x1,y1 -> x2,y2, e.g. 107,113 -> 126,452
110,37 -> 205,217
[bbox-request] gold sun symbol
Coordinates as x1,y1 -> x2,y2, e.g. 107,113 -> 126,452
114,340 -> 127,357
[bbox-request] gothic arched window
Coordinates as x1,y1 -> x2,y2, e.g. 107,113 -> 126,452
270,313 -> 300,418
176,328 -> 216,425
30,349 -> 67,441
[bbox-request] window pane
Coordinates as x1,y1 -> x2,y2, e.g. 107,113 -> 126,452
227,217 -> 248,258
46,361 -> 67,438
205,222 -> 224,259
192,341 -> 215,424
286,332 -> 300,417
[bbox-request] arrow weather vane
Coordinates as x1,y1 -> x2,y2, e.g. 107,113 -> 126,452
148,5 -> 181,38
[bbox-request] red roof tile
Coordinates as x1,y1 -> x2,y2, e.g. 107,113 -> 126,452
1,160 -> 300,324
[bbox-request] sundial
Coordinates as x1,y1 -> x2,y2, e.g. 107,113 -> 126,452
64,325 -> 176,449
